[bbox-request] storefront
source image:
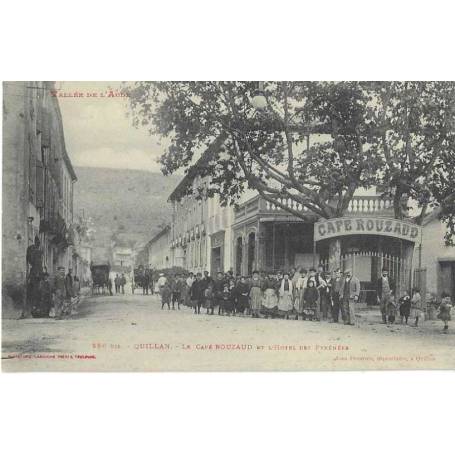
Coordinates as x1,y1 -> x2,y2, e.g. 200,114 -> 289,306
315,217 -> 421,304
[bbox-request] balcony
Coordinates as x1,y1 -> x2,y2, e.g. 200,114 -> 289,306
234,194 -> 395,223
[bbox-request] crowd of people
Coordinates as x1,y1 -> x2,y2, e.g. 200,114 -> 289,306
152,266 -> 452,332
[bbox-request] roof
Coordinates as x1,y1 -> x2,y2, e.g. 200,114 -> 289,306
168,134 -> 227,202
50,84 -> 77,182
149,224 -> 171,245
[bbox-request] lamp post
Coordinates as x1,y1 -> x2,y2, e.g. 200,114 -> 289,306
250,81 -> 267,110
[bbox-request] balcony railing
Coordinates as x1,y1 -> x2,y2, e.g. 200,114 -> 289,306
235,195 -> 395,221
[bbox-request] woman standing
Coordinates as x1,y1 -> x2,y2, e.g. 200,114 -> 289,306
303,280 -> 320,321
261,272 -> 278,318
278,272 -> 294,319
294,269 -> 308,320
183,272 -> 195,307
249,270 -> 263,318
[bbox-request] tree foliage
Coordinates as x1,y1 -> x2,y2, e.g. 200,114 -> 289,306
124,81 -> 455,243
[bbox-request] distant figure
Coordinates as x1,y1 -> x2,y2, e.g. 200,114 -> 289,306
399,290 -> 411,324
107,277 -> 113,296
53,267 -> 67,319
438,292 -> 452,333
410,288 -> 422,327
120,273 -> 126,294
114,274 -> 120,294
161,281 -> 172,310
157,273 -> 167,297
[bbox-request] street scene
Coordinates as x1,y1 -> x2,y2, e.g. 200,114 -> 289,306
2,81 -> 455,372
3,291 -> 455,372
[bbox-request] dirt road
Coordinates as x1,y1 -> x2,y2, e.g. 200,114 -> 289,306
2,293 -> 454,371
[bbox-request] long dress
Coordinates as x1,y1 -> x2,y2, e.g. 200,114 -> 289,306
183,278 -> 194,306
249,278 -> 263,316
294,276 -> 307,314
278,279 -> 294,316
261,278 -> 278,316
235,282 -> 250,314
303,286 -> 319,319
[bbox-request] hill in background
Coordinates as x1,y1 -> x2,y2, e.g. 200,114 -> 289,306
73,167 -> 180,254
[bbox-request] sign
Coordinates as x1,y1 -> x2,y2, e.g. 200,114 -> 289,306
314,217 -> 421,243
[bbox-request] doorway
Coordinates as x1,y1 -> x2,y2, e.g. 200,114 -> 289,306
211,247 -> 222,274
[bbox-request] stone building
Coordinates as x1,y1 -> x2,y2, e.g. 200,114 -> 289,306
147,225 -> 172,270
2,81 -> 77,317
413,209 -> 455,301
145,138 -> 455,305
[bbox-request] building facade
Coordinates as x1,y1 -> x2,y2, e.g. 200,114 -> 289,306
148,225 -> 172,270
3,81 -> 77,317
144,140 -> 454,304
413,210 -> 455,301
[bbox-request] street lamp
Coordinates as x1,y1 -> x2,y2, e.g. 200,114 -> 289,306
250,81 -> 267,110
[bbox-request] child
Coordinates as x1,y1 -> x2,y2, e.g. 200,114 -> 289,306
235,276 -> 249,316
438,292 -> 452,333
410,288 -> 422,327
222,284 -> 234,316
161,282 -> 172,310
387,293 -> 397,324
303,280 -> 319,321
204,283 -> 214,315
399,290 -> 411,324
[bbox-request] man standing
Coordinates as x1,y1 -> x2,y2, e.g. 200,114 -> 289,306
377,268 -> 396,324
213,271 -> 226,315
330,269 -> 344,323
120,273 -> 126,294
114,274 -> 120,294
24,235 -> 44,318
340,269 -> 360,326
143,267 -> 150,295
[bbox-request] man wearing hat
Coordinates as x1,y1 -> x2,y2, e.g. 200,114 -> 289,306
340,269 -> 361,325
24,235 -> 44,318
377,268 -> 396,324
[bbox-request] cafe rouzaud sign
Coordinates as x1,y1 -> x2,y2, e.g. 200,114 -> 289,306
314,217 -> 421,243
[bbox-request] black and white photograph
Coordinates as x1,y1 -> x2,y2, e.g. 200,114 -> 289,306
1,3 -> 454,455
2,80 -> 454,371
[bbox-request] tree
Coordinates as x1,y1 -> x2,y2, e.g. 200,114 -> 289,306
124,82 -> 455,264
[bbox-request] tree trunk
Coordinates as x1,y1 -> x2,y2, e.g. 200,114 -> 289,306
328,238 -> 342,271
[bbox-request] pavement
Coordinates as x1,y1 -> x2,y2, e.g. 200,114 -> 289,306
2,292 -> 454,372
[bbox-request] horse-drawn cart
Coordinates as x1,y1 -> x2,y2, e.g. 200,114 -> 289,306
90,262 -> 110,295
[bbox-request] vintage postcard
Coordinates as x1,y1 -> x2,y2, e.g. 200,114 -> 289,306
2,81 -> 455,372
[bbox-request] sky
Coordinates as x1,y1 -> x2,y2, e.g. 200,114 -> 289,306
58,81 -> 165,172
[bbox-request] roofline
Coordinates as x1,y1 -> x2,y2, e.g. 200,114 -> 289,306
49,83 -> 77,182
149,224 -> 171,245
167,134 -> 227,202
